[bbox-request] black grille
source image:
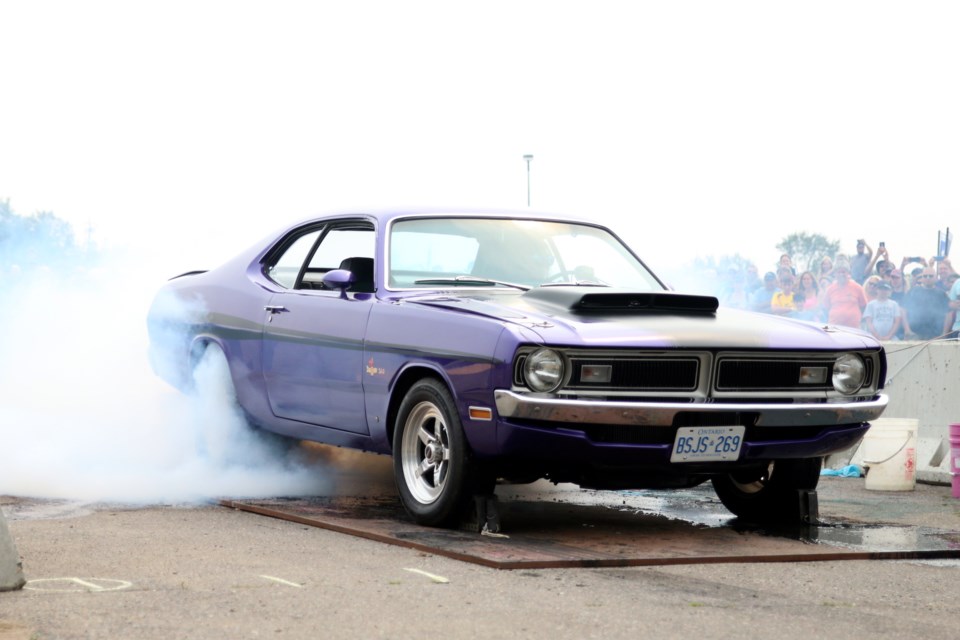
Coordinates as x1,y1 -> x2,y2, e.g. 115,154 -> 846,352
513,349 -> 877,397
716,359 -> 834,392
569,358 -> 699,391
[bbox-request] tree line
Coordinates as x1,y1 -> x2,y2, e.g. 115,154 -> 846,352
0,200 -> 97,272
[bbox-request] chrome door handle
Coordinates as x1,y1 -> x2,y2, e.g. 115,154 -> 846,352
264,305 -> 288,314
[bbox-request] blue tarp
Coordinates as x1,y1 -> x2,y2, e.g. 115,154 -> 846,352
820,464 -> 863,478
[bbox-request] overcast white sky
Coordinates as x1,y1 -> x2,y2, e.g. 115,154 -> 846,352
2,0 -> 958,275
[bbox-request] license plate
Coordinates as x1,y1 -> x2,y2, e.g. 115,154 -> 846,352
670,426 -> 745,462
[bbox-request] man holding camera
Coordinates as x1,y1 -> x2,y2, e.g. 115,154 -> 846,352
850,239 -> 873,284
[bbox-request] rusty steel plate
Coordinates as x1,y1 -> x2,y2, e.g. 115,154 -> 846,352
221,483 -> 960,569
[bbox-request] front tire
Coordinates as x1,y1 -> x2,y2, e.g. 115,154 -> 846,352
711,457 -> 822,522
393,379 -> 474,527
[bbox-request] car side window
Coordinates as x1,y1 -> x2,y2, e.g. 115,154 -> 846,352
267,229 -> 322,288
306,228 -> 374,271
298,227 -> 375,291
266,222 -> 376,291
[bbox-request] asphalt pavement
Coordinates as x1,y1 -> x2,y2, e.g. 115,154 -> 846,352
2,468 -> 959,640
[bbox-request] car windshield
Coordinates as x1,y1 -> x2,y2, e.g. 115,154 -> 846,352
388,217 -> 663,290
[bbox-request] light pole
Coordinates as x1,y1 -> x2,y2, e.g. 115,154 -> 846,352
523,154 -> 533,206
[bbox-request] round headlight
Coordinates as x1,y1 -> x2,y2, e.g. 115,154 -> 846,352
523,348 -> 565,393
833,354 -> 866,394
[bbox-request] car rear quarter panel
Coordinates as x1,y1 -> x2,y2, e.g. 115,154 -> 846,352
147,262 -> 274,417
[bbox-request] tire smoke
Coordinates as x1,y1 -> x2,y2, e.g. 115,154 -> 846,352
0,259 -> 329,505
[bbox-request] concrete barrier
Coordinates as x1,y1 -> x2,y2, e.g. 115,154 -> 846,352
1,507 -> 25,591
882,339 -> 959,484
828,339 -> 960,485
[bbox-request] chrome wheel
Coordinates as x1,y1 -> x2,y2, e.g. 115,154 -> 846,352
400,401 -> 451,504
393,379 -> 473,527
726,462 -> 775,495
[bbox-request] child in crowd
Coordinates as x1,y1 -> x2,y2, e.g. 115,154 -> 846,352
770,273 -> 799,316
863,281 -> 901,341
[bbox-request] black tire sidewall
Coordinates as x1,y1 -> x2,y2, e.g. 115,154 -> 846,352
712,457 -> 822,522
392,379 -> 469,527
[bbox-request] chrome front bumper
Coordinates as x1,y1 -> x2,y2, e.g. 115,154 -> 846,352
493,390 -> 889,428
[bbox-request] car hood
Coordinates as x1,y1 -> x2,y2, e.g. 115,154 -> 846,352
407,287 -> 879,350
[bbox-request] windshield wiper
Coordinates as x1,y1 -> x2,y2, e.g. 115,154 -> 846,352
539,280 -> 610,288
413,275 -> 530,291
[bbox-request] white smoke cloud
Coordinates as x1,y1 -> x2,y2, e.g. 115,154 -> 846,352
0,253 -> 330,504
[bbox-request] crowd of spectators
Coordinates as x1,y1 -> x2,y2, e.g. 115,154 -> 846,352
718,239 -> 960,341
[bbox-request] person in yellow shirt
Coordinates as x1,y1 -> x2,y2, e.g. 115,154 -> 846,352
770,273 -> 799,316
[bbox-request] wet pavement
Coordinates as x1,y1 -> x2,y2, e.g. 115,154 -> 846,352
220,475 -> 960,569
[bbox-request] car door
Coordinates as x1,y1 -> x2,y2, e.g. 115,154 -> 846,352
261,221 -> 375,433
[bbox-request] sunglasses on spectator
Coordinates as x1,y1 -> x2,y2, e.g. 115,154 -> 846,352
919,275 -> 935,279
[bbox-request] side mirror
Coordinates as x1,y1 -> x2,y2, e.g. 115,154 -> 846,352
323,269 -> 356,299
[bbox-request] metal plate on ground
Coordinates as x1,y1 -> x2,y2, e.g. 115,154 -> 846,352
221,481 -> 960,569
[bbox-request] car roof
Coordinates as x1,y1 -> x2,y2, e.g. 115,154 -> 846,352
286,206 -> 597,229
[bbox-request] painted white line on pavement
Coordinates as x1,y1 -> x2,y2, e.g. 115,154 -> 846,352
403,568 -> 449,583
260,575 -> 304,588
25,577 -> 133,592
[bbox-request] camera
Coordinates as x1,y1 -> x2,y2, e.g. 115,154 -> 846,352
879,241 -> 885,249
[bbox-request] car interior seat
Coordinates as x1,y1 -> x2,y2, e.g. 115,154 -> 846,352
338,257 -> 375,293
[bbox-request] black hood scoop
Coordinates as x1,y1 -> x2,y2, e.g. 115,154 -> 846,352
522,287 -> 719,315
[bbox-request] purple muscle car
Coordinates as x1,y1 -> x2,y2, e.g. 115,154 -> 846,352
147,209 -> 887,526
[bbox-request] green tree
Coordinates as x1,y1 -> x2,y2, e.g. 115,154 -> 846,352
776,232 -> 840,273
0,200 -> 89,271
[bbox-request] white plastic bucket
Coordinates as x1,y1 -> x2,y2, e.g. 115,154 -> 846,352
861,418 -> 918,491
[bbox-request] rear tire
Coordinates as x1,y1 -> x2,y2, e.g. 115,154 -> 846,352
191,343 -> 236,402
711,457 -> 822,522
393,379 -> 476,527
191,342 -> 297,459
